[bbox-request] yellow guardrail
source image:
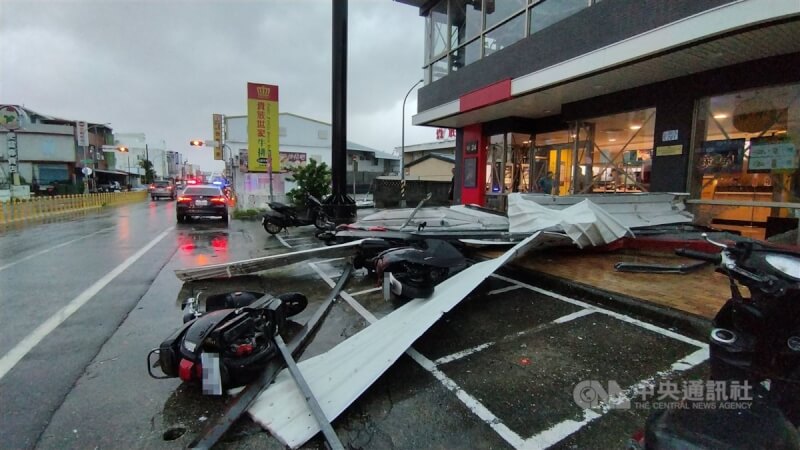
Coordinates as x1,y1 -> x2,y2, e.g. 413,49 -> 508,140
0,191 -> 148,225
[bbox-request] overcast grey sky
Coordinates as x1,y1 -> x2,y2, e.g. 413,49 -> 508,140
1,0 -> 435,171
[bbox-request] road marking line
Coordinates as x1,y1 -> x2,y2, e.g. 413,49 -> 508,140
407,348 -> 526,449
434,342 -> 495,365
275,234 -> 293,248
553,308 -> 595,324
434,309 -> 596,365
488,285 -> 523,296
349,287 -> 381,297
309,267 -> 526,450
523,346 -> 708,448
308,263 -> 376,322
0,226 -> 115,272
316,257 -> 345,265
0,226 -> 174,382
490,274 -> 705,348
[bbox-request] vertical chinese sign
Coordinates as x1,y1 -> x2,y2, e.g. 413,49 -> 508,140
212,114 -> 223,160
247,83 -> 279,172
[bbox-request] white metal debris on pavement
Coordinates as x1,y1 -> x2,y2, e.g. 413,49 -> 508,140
507,193 -> 633,248
173,239 -> 367,281
248,216 -> 629,448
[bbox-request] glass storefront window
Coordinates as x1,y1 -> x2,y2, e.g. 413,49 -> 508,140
485,0 -> 526,30
432,56 -> 449,82
484,12 -> 524,57
530,0 -> 589,35
451,38 -> 481,72
534,130 -> 574,195
428,0 -> 449,62
582,108 -> 656,193
450,0 -> 482,49
690,83 -> 800,239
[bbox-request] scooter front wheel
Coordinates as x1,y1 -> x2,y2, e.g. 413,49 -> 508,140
264,221 -> 283,235
314,213 -> 330,230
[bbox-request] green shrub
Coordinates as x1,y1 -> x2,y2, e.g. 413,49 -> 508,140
285,159 -> 331,207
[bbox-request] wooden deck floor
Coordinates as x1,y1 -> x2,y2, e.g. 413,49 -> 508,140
504,248 -> 733,320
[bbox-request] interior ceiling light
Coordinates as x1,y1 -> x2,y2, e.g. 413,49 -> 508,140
629,125 -> 642,130
713,113 -> 728,119
609,138 -> 617,142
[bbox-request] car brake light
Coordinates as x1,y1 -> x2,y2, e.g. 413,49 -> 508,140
211,196 -> 226,204
149,184 -> 155,190
177,196 -> 191,202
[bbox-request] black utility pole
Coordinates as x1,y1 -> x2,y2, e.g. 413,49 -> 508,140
326,0 -> 356,223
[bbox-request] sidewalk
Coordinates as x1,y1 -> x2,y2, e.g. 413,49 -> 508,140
485,247 -> 726,338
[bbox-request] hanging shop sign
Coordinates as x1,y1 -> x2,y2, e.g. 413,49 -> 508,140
213,114 -> 223,161
247,83 -> 280,172
280,152 -> 307,170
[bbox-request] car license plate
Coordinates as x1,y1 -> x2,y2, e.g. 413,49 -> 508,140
195,200 -> 208,206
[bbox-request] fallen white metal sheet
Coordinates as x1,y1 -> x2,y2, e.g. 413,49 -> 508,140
507,194 -> 633,248
173,239 -> 366,281
354,205 -> 509,231
247,231 -> 595,448
518,192 -> 693,228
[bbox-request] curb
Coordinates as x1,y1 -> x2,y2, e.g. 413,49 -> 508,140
498,263 -> 712,341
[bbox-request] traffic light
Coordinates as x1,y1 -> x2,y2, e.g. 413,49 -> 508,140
189,140 -> 204,147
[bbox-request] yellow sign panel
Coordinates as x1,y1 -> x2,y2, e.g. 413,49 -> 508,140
212,114 -> 223,160
247,83 -> 279,172
655,145 -> 683,157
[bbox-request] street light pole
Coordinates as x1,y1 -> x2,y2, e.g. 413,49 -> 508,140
400,79 -> 423,208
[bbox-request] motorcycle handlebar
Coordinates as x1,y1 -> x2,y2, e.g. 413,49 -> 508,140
675,248 -> 722,264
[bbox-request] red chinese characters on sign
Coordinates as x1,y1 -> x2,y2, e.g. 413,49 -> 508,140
435,128 -> 456,140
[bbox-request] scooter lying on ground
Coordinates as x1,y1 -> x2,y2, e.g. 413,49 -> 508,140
147,291 -> 308,391
631,235 -> 800,449
354,238 -> 468,301
262,193 -> 332,235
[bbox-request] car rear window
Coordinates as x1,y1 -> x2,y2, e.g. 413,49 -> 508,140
154,181 -> 170,187
183,187 -> 221,196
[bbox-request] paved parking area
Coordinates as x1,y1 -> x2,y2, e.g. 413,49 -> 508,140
34,221 -> 711,449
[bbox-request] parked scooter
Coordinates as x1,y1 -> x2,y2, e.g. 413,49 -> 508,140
631,234 -> 800,449
262,193 -> 331,234
147,291 -> 308,390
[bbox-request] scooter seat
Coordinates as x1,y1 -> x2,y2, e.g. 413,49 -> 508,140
269,202 -> 293,213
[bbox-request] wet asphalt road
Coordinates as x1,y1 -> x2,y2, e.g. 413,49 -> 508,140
0,200 -> 710,449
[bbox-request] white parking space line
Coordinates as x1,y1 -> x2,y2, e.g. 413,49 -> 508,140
316,257 -> 345,265
434,342 -> 495,366
349,287 -> 381,297
275,234 -> 292,248
408,348 -> 527,449
310,264 -> 527,450
490,274 -> 705,348
308,262 -> 376,322
310,267 -> 709,450
524,346 -> 709,448
487,285 -> 523,296
0,226 -> 174,382
282,237 -> 310,242
434,309 -> 596,366
0,226 -> 115,272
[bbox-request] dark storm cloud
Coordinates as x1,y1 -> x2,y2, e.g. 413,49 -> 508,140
0,0 -> 429,170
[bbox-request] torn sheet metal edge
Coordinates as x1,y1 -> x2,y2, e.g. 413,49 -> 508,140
518,192 -> 693,228
507,195 -> 632,248
174,239 -> 366,281
247,232 -> 569,449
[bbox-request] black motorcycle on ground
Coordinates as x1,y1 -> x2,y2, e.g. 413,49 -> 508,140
353,238 -> 468,301
148,291 -> 307,390
262,193 -> 331,235
631,235 -> 800,449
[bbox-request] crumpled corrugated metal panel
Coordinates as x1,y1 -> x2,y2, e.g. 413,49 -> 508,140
507,194 -> 633,248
